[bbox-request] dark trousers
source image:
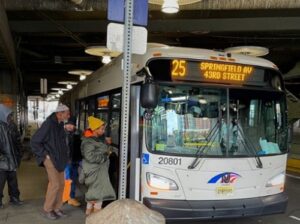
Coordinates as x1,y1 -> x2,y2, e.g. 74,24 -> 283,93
0,170 -> 20,201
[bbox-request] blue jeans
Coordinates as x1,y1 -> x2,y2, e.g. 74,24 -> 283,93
65,162 -> 79,199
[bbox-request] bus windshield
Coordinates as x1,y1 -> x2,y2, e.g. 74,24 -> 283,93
146,85 -> 287,157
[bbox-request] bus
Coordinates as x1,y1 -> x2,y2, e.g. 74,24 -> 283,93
63,44 -> 288,220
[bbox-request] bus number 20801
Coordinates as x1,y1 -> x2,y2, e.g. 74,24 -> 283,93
158,157 -> 182,165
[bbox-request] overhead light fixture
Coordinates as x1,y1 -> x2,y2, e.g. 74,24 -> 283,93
52,88 -> 68,92
149,0 -> 202,13
58,90 -> 63,95
58,81 -> 77,90
55,94 -> 60,98
224,46 -> 269,57
68,69 -> 93,81
102,55 -> 112,64
162,0 -> 179,13
84,46 -> 120,65
68,70 -> 93,76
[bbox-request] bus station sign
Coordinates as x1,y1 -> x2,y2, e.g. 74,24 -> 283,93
107,23 -> 147,55
108,0 -> 148,26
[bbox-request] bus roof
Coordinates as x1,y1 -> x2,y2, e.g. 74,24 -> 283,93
70,45 -> 279,100
135,45 -> 277,71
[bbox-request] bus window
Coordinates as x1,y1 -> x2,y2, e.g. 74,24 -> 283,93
74,100 -> 80,129
112,93 -> 121,109
276,102 -> 282,128
97,95 -> 109,109
145,85 -> 287,157
147,86 -> 227,156
95,95 -> 109,123
95,112 -> 108,123
229,89 -> 287,156
110,111 -> 120,145
249,101 -> 257,127
79,101 -> 87,130
88,98 -> 96,116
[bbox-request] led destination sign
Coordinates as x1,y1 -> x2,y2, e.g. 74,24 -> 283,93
170,59 -> 264,85
147,58 -> 268,86
199,62 -> 254,82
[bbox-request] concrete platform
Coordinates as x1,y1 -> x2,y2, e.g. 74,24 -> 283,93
0,159 -> 85,224
0,199 -> 85,224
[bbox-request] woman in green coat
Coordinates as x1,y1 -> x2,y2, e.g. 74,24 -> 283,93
81,116 -> 118,215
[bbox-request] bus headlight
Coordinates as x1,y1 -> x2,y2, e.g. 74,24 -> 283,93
266,172 -> 285,187
146,172 -> 178,190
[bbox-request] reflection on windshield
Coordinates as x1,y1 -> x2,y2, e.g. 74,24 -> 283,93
146,86 -> 287,157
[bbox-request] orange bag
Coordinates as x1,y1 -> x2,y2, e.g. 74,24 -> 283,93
62,179 -> 72,203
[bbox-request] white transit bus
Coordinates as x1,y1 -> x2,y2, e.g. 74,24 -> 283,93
63,44 -> 288,220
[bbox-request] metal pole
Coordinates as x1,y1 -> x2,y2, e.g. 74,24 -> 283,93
118,0 -> 134,199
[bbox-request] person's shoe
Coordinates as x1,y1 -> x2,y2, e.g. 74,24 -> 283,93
10,197 -> 24,206
68,198 -> 81,207
54,209 -> 68,218
40,210 -> 58,220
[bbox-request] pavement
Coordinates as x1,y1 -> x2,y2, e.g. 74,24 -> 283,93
0,158 -> 86,224
0,199 -> 85,224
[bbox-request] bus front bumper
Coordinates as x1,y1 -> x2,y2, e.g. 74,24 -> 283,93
143,193 -> 288,221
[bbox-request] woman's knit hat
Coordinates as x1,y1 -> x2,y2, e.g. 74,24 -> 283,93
88,116 -> 105,131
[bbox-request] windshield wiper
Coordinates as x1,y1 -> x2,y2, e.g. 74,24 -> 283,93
188,121 -> 220,169
237,124 -> 263,168
188,120 -> 263,169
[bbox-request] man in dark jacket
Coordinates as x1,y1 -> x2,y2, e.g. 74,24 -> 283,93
30,104 -> 70,220
0,104 -> 23,209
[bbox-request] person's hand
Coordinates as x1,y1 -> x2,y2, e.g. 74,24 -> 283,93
105,137 -> 112,145
107,146 -> 113,156
44,155 -> 50,163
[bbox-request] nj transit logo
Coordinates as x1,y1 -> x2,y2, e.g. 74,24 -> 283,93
208,172 -> 241,184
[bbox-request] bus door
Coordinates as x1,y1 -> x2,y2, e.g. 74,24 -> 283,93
78,98 -> 96,131
78,100 -> 87,131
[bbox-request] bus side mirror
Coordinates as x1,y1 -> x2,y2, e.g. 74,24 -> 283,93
140,82 -> 159,109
